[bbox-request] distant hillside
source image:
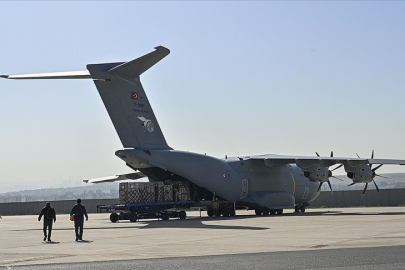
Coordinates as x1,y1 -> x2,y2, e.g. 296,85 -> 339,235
0,182 -> 120,203
324,173 -> 405,191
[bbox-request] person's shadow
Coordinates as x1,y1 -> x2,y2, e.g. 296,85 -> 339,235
43,241 -> 60,244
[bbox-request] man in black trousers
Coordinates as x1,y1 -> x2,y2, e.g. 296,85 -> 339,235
70,199 -> 88,242
38,202 -> 56,241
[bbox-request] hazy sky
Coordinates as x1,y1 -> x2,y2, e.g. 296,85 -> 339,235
1,1 -> 405,192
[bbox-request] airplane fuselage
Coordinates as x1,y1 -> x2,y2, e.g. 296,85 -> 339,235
116,149 -> 320,209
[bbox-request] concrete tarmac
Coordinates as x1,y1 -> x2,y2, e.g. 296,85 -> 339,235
7,246 -> 405,270
1,207 -> 405,267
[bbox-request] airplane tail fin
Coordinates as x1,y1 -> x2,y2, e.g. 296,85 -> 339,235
87,46 -> 171,150
1,46 -> 170,150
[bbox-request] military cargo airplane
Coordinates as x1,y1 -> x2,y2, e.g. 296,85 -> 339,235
2,46 -> 405,214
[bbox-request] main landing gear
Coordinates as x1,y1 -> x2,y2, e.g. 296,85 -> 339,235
207,202 -> 236,217
255,208 -> 283,216
295,204 -> 306,213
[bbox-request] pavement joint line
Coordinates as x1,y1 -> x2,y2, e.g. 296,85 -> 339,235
0,254 -> 74,266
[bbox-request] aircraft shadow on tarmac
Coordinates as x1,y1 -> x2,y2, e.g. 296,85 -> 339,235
85,215 -> 269,231
11,215 -> 269,232
9,211 -> 404,233
289,210 -> 405,216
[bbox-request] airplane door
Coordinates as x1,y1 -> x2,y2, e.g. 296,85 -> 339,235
302,187 -> 309,200
241,179 -> 249,199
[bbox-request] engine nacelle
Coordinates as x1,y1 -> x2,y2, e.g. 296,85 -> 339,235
345,164 -> 373,183
302,166 -> 329,182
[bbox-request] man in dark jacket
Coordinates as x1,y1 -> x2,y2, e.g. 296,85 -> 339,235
70,199 -> 88,241
38,202 -> 56,241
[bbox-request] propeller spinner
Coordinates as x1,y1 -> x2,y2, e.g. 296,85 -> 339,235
315,151 -> 343,193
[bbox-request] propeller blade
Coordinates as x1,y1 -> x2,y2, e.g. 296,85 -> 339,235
361,183 -> 368,197
317,182 -> 323,192
331,164 -> 343,172
356,153 -> 361,158
348,182 -> 356,186
372,164 -> 383,172
330,151 -> 333,157
369,150 -> 374,168
372,179 -> 380,193
327,180 -> 333,193
331,176 -> 344,181
375,174 -> 388,179
315,152 -> 320,157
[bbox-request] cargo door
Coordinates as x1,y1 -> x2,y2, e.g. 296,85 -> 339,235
241,179 -> 249,199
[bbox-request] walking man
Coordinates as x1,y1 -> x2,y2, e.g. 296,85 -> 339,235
211,200 -> 219,219
38,202 -> 56,241
70,199 -> 88,242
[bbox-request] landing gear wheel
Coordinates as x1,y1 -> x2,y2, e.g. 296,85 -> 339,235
294,206 -> 300,213
269,210 -> 276,215
161,215 -> 169,221
263,209 -> 270,215
110,213 -> 118,223
179,211 -> 187,220
207,208 -> 213,217
300,206 -> 306,213
255,209 -> 262,216
276,209 -> 283,215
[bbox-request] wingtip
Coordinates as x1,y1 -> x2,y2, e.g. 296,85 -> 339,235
0,75 -> 9,79
83,179 -> 89,183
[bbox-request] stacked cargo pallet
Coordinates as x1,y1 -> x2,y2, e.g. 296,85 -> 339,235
119,181 -> 190,204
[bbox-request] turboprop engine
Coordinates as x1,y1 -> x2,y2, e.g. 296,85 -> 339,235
345,164 -> 373,183
345,150 -> 384,197
299,151 -> 343,192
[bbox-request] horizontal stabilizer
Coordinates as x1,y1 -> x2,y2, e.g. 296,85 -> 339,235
107,46 -> 170,78
0,70 -> 91,80
83,172 -> 146,184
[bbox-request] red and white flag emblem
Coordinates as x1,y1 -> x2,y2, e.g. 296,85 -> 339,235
131,91 -> 138,100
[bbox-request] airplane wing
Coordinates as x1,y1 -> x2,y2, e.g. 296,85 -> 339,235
248,154 -> 405,168
83,172 -> 146,184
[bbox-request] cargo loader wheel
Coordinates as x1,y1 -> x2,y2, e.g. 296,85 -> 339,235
110,213 -> 119,223
179,211 -> 187,220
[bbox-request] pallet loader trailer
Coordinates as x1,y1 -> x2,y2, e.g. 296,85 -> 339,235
109,200 -> 195,222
